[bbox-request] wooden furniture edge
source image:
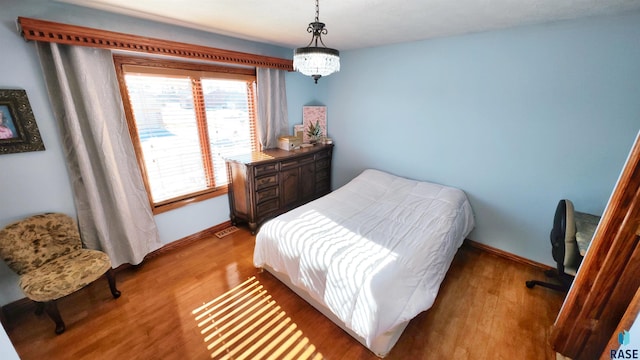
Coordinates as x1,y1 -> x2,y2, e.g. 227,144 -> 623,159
16,16 -> 293,71
602,285 -> 640,357
0,220 -> 234,326
463,238 -> 554,272
551,133 -> 640,358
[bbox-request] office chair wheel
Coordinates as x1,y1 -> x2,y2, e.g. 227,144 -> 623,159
525,281 -> 536,288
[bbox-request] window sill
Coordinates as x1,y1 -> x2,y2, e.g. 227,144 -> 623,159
151,187 -> 229,215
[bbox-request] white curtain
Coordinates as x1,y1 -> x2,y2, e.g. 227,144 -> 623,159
256,68 -> 288,149
36,43 -> 162,267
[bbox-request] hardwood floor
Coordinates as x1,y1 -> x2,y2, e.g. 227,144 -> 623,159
2,227 -> 565,359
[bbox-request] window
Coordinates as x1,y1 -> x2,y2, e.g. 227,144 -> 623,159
114,56 -> 258,213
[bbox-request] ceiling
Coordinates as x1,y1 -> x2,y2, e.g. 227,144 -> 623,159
57,0 -> 640,50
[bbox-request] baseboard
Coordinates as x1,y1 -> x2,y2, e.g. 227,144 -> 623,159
1,220 -> 234,326
141,220 -> 233,261
463,238 -> 553,272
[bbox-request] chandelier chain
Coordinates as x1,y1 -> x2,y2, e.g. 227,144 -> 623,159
315,0 -> 320,23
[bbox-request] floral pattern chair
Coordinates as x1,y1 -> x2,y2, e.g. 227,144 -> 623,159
0,213 -> 120,334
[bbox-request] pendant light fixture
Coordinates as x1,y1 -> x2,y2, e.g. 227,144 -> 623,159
293,0 -> 340,83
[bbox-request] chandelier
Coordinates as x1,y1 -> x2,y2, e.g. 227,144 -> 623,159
293,0 -> 340,83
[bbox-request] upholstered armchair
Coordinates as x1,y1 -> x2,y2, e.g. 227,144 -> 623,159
0,213 -> 120,334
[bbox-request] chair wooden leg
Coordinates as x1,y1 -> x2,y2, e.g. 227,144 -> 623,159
43,300 -> 66,335
106,269 -> 121,299
34,301 -> 44,316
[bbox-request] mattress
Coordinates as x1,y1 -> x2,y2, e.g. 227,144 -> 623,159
254,168 -> 475,356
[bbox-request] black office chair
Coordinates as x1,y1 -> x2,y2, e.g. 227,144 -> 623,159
526,199 -> 599,292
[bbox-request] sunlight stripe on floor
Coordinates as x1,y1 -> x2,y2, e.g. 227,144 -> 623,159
192,277 -> 323,359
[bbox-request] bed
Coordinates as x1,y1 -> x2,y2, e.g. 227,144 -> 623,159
254,168 -> 475,357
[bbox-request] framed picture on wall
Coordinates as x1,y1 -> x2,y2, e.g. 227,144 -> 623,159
0,89 -> 45,155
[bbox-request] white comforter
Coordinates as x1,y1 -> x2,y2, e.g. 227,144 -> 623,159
254,169 -> 475,348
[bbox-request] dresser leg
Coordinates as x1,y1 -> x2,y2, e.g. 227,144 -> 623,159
249,222 -> 257,235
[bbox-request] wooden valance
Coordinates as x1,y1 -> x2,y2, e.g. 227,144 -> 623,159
17,17 -> 293,71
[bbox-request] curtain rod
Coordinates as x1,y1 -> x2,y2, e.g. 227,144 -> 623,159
17,17 -> 293,71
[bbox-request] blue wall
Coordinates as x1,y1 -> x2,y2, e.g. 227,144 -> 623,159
323,12 -> 640,265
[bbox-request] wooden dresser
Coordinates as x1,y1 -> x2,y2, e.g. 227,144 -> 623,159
225,144 -> 333,233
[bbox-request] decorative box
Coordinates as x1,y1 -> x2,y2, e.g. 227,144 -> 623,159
278,136 -> 301,151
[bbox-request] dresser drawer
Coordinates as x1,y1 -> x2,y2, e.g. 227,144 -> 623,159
281,155 -> 314,170
315,158 -> 329,170
256,186 -> 278,204
315,150 -> 331,160
256,198 -> 279,218
316,181 -> 330,195
316,168 -> 329,182
254,163 -> 278,177
255,174 -> 278,190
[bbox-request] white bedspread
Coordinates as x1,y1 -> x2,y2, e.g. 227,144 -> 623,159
254,169 -> 475,350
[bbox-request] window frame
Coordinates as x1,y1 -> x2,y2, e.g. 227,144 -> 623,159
113,55 -> 258,214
